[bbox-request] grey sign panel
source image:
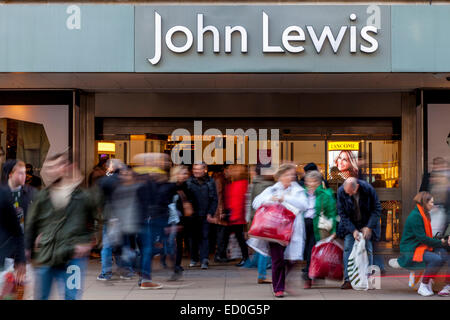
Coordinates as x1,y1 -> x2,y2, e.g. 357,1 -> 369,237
135,5 -> 391,73
0,5 -> 134,72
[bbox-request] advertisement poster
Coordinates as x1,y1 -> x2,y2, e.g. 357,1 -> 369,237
328,141 -> 359,180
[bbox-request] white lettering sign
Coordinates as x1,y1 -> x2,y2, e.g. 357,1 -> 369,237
147,11 -> 379,65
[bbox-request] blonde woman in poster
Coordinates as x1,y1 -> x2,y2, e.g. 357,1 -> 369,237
333,150 -> 358,179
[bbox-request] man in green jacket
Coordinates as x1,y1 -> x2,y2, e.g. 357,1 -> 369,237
25,152 -> 98,300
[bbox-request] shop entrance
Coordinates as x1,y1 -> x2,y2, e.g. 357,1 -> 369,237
95,116 -> 402,247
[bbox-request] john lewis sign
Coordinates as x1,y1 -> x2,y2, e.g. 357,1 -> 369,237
135,5 -> 390,72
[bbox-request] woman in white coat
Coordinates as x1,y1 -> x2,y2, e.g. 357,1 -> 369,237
251,163 -> 308,297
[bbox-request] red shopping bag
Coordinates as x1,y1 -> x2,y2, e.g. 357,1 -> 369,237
248,203 -> 296,246
309,237 -> 344,281
0,272 -> 17,300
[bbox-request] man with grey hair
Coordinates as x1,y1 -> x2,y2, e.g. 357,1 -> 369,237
337,177 -> 381,289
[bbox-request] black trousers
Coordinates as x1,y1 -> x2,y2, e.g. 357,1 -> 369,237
303,218 -> 316,279
215,225 -> 229,259
186,216 -> 210,263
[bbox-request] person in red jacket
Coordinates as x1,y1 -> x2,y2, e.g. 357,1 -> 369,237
224,165 -> 249,267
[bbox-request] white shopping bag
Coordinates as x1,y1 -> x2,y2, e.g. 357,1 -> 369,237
347,233 -> 370,291
227,233 -> 243,260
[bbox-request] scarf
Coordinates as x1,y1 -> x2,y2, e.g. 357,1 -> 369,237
412,204 -> 433,263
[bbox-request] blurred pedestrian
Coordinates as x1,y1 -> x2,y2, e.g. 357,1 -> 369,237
223,165 -> 249,267
302,170 -> 337,289
246,164 -> 274,284
135,153 -> 176,289
0,185 -> 26,290
186,162 -> 218,270
25,152 -> 98,300
110,166 -> 141,280
168,165 -> 194,281
398,192 -> 450,297
212,168 -> 230,263
338,177 -> 381,290
298,162 -> 328,189
252,163 -> 308,297
96,159 -> 126,281
420,157 -> 449,237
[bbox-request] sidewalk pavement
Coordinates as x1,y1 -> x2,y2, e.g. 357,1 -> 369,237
23,257 -> 448,300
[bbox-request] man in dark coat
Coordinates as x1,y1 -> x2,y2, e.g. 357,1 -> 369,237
186,163 -> 218,270
337,177 -> 381,289
0,186 -> 26,283
1,160 -> 36,233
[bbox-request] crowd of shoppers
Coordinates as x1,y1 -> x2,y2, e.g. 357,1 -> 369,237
0,151 -> 449,299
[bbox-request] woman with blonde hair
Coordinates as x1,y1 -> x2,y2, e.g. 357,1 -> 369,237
398,191 -> 450,297
334,150 -> 358,179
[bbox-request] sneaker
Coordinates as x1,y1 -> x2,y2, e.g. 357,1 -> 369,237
214,256 -> 229,263
201,262 -> 208,270
438,285 -> 450,297
388,258 -> 401,269
140,282 -> 163,290
418,282 -> 434,297
257,278 -> 272,284
274,291 -> 284,298
97,273 -> 112,281
120,272 -> 135,280
189,260 -> 199,267
340,281 -> 352,290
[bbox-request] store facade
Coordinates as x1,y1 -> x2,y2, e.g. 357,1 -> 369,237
0,3 -> 449,249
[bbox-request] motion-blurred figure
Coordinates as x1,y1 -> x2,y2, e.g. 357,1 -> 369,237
135,153 -> 176,289
223,165 -> 249,267
168,165 -> 194,281
0,185 -> 26,292
96,159 -> 134,281
246,164 -> 274,284
420,157 -> 450,237
302,170 -> 337,289
25,152 -> 97,300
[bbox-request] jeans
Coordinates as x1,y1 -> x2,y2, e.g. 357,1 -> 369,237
100,226 -> 134,275
256,252 -> 270,279
137,217 -> 168,281
34,258 -> 87,300
343,233 -> 374,281
423,248 -> 449,282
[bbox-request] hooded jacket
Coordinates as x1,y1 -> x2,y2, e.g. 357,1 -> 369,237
25,185 -> 98,267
